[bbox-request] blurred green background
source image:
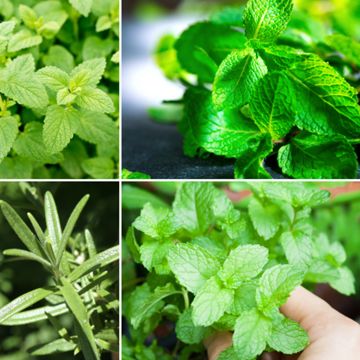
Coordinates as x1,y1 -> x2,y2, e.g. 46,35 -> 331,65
0,182 -> 119,360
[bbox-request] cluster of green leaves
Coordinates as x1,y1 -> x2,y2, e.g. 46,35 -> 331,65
0,0 -> 119,179
0,191 -> 119,358
123,182 -> 355,359
154,0 -> 360,179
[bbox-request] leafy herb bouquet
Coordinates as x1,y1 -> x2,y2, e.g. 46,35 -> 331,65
123,182 -> 355,359
0,0 -> 119,179
154,0 -> 360,179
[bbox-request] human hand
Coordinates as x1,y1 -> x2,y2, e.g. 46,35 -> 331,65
205,286 -> 360,360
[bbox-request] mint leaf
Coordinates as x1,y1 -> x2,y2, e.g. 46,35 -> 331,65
140,240 -> 174,274
13,122 -> 62,164
213,48 -> 267,109
326,34 -> 360,68
288,55 -> 360,138
69,0 -> 93,17
329,267 -> 355,296
75,87 -> 114,113
244,0 -> 293,42
173,182 -> 217,235
192,276 -> 233,326
278,133 -> 358,179
233,309 -> 271,360
0,157 -> 32,178
43,105 -> 78,153
175,308 -> 207,345
249,198 -> 284,240
183,87 -> 271,158
256,265 -> 304,315
175,22 -> 246,83
0,55 -> 48,109
8,30 -> 42,52
37,66 -> 70,92
267,315 -> 309,354
168,243 -> 221,294
0,117 -> 18,162
219,245 -> 268,289
82,157 -> 114,179
70,58 -> 106,88
133,203 -> 176,239
250,72 -> 295,140
230,282 -> 257,314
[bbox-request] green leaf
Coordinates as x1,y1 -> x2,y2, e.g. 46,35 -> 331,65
0,116 -> 18,162
219,245 -> 268,289
37,66 -> 70,92
0,287 -> 55,324
329,267 -> 355,296
75,111 -> 118,145
213,48 -> 267,109
7,29 -> 42,52
0,157 -> 33,179
43,105 -> 78,154
75,87 -> 114,113
280,224 -> 313,266
267,315 -> 309,354
140,239 -> 173,274
82,36 -> 114,61
69,0 -> 93,17
56,194 -> 90,265
183,87 -> 271,159
59,277 -> 99,360
3,249 -> 51,268
43,45 -> 75,73
278,133 -> 358,179
70,58 -> 106,88
13,122 -> 63,164
287,55 -> 360,138
256,264 -> 304,315
167,243 -> 221,294
250,72 -> 295,139
131,284 -> 179,329
44,192 -> 62,255
0,55 -> 48,109
172,182 -> 217,234
248,198 -> 283,240
233,309 -> 271,360
176,308 -> 207,344
175,22 -> 246,82
125,226 -> 140,263
217,347 -> 243,360
192,276 -> 233,326
133,203 -> 176,239
82,157 -> 114,179
0,200 -> 43,257
18,5 -> 37,28
69,246 -> 119,282
244,0 -> 293,42
122,184 -> 168,210
230,282 -> 258,315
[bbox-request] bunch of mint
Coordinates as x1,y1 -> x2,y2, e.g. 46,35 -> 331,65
0,0 -> 119,179
154,0 -> 360,179
123,182 -> 355,359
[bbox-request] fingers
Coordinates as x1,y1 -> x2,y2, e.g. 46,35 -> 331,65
204,332 -> 232,360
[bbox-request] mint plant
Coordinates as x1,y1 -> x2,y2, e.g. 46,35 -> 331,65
0,191 -> 119,358
0,0 -> 119,179
154,0 -> 360,179
123,182 -> 356,359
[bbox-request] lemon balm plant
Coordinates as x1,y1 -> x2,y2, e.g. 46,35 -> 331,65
123,182 -> 355,359
0,191 -> 119,358
0,0 -> 119,179
154,0 -> 360,179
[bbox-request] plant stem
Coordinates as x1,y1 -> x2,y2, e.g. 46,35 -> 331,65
181,287 -> 189,309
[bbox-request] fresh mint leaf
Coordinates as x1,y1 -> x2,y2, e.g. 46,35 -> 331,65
0,117 -> 18,162
192,276 -> 234,326
175,22 -> 246,83
219,245 -> 268,289
256,264 -> 304,315
329,267 -> 355,296
267,315 -> 309,354
244,0 -> 293,42
233,309 -> 271,360
168,243 -> 221,294
175,308 -> 207,344
278,133 -> 358,179
213,48 -> 267,109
